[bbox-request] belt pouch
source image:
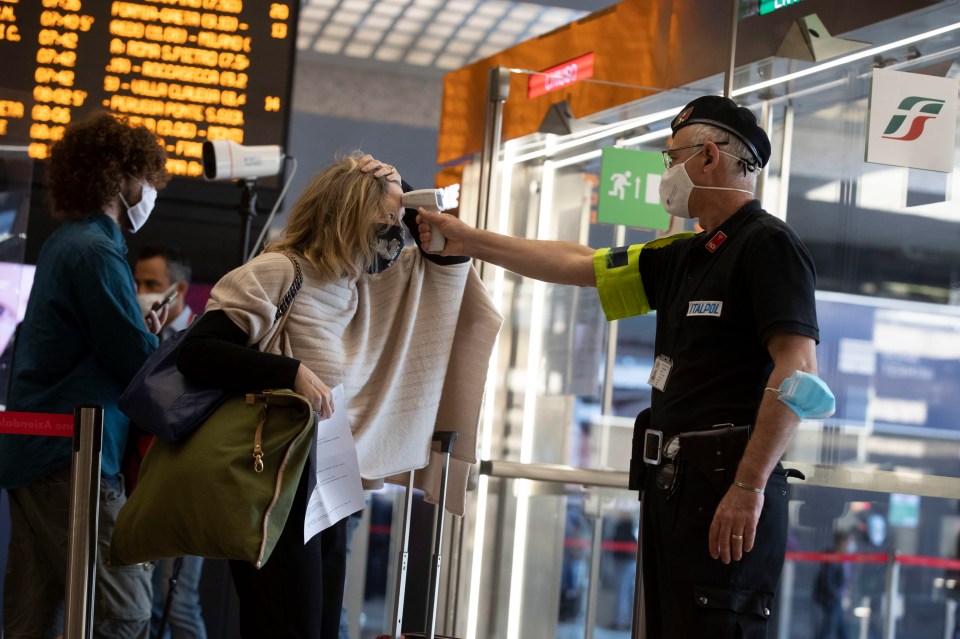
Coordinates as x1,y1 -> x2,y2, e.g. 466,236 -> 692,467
629,408 -> 651,493
677,425 -> 750,497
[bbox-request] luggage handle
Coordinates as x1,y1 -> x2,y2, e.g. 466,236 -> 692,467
388,431 -> 460,639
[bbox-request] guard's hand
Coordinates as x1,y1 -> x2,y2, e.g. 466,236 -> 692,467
358,154 -> 401,185
416,207 -> 472,256
294,363 -> 334,419
708,486 -> 764,564
144,304 -> 169,335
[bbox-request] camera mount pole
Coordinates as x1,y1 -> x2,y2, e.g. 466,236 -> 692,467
238,178 -> 257,264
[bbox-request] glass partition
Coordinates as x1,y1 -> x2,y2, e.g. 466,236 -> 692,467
452,3 -> 960,638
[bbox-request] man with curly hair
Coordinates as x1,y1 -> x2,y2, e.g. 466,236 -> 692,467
0,111 -> 170,638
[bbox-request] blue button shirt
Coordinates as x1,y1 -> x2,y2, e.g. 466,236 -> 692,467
0,213 -> 158,488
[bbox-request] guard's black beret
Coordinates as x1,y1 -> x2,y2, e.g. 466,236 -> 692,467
670,96 -> 771,169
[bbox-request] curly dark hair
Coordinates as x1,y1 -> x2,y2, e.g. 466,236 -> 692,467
47,111 -> 169,220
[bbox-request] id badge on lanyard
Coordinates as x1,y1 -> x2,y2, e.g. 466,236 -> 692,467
648,354 -> 673,391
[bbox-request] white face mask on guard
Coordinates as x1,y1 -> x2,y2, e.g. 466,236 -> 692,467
658,149 -> 755,218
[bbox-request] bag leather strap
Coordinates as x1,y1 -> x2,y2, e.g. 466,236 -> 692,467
264,253 -> 302,353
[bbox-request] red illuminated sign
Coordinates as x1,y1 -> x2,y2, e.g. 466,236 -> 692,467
527,52 -> 595,99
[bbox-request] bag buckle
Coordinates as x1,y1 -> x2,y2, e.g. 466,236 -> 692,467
642,429 -> 663,465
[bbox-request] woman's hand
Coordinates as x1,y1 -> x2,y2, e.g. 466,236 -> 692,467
358,154 -> 401,185
294,362 -> 334,419
144,305 -> 169,335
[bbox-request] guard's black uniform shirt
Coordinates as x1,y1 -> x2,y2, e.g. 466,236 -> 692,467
639,200 -> 819,434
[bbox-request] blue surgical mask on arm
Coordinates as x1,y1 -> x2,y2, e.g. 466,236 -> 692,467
766,370 -> 836,420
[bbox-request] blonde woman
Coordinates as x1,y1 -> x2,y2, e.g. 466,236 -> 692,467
177,152 -> 498,636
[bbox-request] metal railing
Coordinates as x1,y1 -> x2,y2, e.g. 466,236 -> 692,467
478,458 -> 960,639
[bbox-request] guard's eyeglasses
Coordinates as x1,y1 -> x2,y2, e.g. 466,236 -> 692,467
660,141 -> 728,169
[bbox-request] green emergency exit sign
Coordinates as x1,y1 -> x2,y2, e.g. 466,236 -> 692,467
759,0 -> 802,15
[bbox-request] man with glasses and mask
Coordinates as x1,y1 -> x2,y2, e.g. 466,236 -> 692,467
416,95 -> 832,638
0,111 -> 169,638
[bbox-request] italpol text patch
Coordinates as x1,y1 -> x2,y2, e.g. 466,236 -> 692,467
687,301 -> 723,317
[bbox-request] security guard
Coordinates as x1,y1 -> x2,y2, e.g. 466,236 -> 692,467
416,95 -> 833,638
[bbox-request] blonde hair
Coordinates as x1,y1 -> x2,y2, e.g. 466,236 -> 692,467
266,151 -> 395,281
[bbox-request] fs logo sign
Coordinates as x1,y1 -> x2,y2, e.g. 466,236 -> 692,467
866,68 -> 958,174
880,97 -> 945,141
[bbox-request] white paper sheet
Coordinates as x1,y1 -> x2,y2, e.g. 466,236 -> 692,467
304,384 -> 365,544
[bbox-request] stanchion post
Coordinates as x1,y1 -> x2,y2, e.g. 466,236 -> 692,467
64,404 -> 104,639
883,551 -> 899,639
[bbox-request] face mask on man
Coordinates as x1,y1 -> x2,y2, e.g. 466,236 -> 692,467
658,149 -> 755,218
136,292 -> 165,318
368,223 -> 405,274
118,180 -> 158,233
136,285 -> 177,318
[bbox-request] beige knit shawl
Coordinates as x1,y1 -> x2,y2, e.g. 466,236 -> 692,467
206,249 -> 502,515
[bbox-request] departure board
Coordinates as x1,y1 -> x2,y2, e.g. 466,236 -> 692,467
0,0 -> 297,178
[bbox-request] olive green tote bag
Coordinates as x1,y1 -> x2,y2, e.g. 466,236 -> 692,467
111,388 -> 316,568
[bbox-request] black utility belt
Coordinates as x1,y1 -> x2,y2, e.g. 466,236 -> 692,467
641,424 -> 750,467
628,419 -> 751,495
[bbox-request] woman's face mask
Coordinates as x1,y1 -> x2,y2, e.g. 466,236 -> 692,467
368,223 -> 404,274
658,148 -> 754,218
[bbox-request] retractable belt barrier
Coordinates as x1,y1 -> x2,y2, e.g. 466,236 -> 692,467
0,411 -> 74,436
0,407 -> 104,639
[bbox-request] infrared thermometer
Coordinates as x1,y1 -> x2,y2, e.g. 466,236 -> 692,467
401,189 -> 447,252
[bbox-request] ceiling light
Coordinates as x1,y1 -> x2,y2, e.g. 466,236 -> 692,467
384,32 -> 414,46
414,37 -> 444,51
456,27 -> 484,41
414,0 -> 442,6
300,6 -> 330,20
448,0 -> 477,12
436,53 -> 466,69
343,0 -> 371,10
405,6 -> 433,20
445,40 -> 474,54
324,23 -> 353,38
406,50 -> 436,65
465,15 -> 495,29
539,9 -> 581,24
362,15 -> 394,29
313,39 -> 344,54
426,23 -> 455,37
309,0 -> 338,7
344,42 -> 375,57
437,11 -> 465,24
509,6 -> 540,20
372,2 -> 404,16
296,35 -> 313,50
497,20 -> 528,34
332,10 -> 362,25
375,46 -> 404,61
476,1 -> 508,18
474,44 -> 501,58
393,18 -> 421,31
353,29 -> 384,42
298,20 -> 321,34
486,31 -> 516,45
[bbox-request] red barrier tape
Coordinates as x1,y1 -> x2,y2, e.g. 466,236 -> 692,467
0,412 -> 73,437
786,551 -> 960,571
786,551 -> 889,565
